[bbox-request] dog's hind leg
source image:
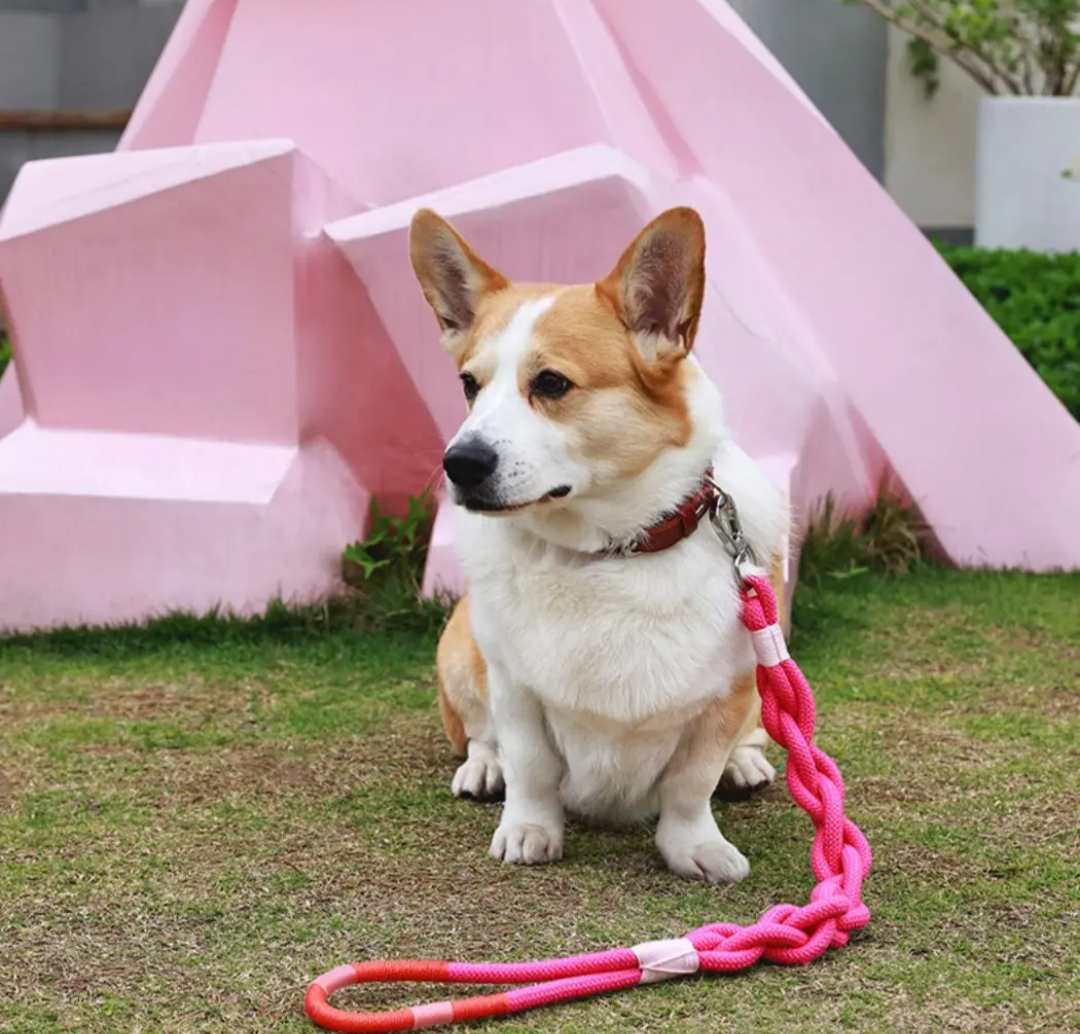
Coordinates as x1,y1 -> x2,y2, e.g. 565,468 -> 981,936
715,696 -> 776,800
436,596 -> 504,801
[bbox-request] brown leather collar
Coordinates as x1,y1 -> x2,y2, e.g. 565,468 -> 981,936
606,468 -> 718,557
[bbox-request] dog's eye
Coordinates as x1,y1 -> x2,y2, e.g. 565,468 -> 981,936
460,373 -> 480,402
532,370 -> 573,400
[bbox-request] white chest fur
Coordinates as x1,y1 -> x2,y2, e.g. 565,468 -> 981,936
463,520 -> 750,720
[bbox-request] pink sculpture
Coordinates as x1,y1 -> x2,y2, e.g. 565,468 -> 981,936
0,0 -> 1076,633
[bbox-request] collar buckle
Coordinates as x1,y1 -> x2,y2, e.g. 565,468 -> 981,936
706,476 -> 756,573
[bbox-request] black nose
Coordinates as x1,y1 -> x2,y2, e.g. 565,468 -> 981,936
443,440 -> 498,489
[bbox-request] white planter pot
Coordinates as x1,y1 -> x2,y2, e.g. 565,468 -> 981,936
975,97 -> 1080,252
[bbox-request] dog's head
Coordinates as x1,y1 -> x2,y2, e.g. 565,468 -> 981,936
409,207 -> 707,516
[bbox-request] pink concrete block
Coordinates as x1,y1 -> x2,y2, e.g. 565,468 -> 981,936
295,230 -> 445,509
0,430 -> 363,632
0,364 -> 22,441
1,141 -> 303,440
0,140 -> 442,631
125,0 -> 616,207
420,493 -> 462,602
0,0 -> 1076,633
121,0 -> 240,152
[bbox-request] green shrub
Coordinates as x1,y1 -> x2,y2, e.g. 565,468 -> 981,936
0,331 -> 10,381
938,244 -> 1080,421
840,0 -> 1080,99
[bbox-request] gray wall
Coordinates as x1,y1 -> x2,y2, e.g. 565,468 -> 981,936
0,0 -> 183,202
0,1 -> 87,12
0,1 -> 179,12
0,12 -> 62,110
731,0 -> 888,180
58,3 -> 186,111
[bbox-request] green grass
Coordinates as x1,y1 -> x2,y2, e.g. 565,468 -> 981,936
1,568 -> 1078,1033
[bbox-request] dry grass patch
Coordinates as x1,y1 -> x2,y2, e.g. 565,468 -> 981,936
1,569 -> 1078,1033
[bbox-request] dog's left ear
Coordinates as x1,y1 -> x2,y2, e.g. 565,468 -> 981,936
596,207 -> 706,363
409,208 -> 509,359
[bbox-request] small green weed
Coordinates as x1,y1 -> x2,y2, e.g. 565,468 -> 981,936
341,490 -> 452,631
343,492 -> 433,583
798,482 -> 933,586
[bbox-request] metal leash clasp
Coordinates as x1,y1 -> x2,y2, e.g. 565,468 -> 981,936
706,476 -> 757,577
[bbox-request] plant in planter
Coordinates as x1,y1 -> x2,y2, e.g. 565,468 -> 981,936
842,0 -> 1080,251
843,0 -> 1080,96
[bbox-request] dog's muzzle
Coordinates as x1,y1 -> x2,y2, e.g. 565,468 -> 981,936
443,439 -> 498,490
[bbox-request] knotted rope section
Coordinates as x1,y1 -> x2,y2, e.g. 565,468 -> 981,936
305,573 -> 872,1033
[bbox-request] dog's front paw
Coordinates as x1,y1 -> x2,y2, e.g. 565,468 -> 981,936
715,745 -> 776,801
490,821 -> 564,866
659,835 -> 750,884
452,751 -> 505,802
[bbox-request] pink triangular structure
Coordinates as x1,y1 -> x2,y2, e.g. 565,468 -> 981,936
0,0 -> 1076,632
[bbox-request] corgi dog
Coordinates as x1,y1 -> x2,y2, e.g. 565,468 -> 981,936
409,206 -> 789,883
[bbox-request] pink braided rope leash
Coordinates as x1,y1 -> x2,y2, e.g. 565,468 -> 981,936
305,573 -> 872,1033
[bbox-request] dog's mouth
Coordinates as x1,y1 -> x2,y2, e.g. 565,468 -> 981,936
463,485 -> 572,514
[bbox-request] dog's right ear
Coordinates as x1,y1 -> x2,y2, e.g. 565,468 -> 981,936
596,207 -> 706,365
409,209 -> 509,358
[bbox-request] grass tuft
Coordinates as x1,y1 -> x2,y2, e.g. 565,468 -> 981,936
798,481 -> 935,586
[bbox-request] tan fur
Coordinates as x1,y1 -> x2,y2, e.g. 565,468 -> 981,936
437,672 -> 469,759
451,280 -> 697,488
662,670 -> 759,802
458,283 -> 562,367
528,286 -> 694,468
436,596 -> 487,758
